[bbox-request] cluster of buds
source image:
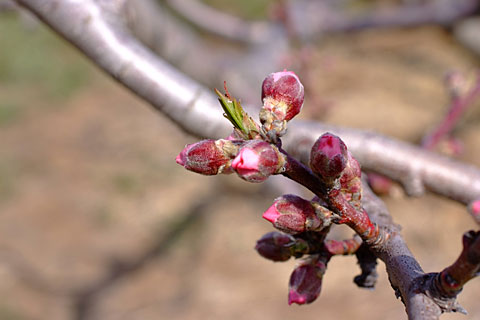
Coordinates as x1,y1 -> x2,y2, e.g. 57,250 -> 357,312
177,70 -> 302,182
177,138 -> 286,183
177,71 -> 370,307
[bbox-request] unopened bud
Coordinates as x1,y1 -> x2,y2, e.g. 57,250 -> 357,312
263,194 -> 321,234
231,140 -> 284,183
310,133 -> 348,181
468,199 -> 480,225
366,172 -> 392,196
176,139 -> 238,175
339,152 -> 362,202
255,231 -> 296,262
288,258 -> 326,305
261,71 -> 304,121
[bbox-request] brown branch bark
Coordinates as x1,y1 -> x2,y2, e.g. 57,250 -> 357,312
361,181 -> 443,319
435,230 -> 480,298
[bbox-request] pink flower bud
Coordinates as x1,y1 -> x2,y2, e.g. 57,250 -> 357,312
468,199 -> 480,224
255,231 -> 296,262
288,258 -> 326,305
261,70 -> 304,121
366,172 -> 392,196
231,140 -> 283,183
262,194 -> 321,234
176,139 -> 237,175
310,133 -> 348,180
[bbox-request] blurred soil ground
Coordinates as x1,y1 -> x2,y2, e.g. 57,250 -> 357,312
0,7 -> 479,320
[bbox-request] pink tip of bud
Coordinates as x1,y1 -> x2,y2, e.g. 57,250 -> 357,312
175,149 -> 187,166
261,70 -> 304,121
262,205 -> 281,224
288,290 -> 307,305
288,260 -> 325,305
468,199 -> 480,224
232,147 -> 260,175
272,70 -> 297,82
310,133 -> 348,180
317,133 -> 345,158
471,200 -> 480,214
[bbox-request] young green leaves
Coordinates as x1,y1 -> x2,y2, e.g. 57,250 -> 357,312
215,87 -> 259,140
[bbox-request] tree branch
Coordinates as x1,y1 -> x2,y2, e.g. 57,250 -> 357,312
289,0 -> 480,40
14,0 -> 480,209
122,0 -> 250,89
164,0 -> 271,44
361,181 -> 443,319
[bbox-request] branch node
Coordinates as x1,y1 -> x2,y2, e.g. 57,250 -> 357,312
421,273 -> 468,314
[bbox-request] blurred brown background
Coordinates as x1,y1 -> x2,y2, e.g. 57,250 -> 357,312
0,1 -> 479,319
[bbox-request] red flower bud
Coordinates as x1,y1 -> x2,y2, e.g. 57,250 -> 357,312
176,139 -> 238,175
288,258 -> 326,305
255,231 -> 296,262
310,133 -> 348,180
261,71 -> 304,121
262,194 -> 321,234
231,140 -> 283,183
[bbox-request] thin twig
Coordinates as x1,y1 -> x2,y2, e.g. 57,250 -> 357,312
422,71 -> 480,150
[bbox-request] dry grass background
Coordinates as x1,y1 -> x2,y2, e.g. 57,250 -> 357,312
0,7 -> 479,320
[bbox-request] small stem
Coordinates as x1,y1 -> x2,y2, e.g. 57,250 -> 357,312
354,243 -> 378,289
327,188 -> 386,247
282,152 -> 328,196
435,230 -> 480,297
324,235 -> 362,256
422,71 -> 480,150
